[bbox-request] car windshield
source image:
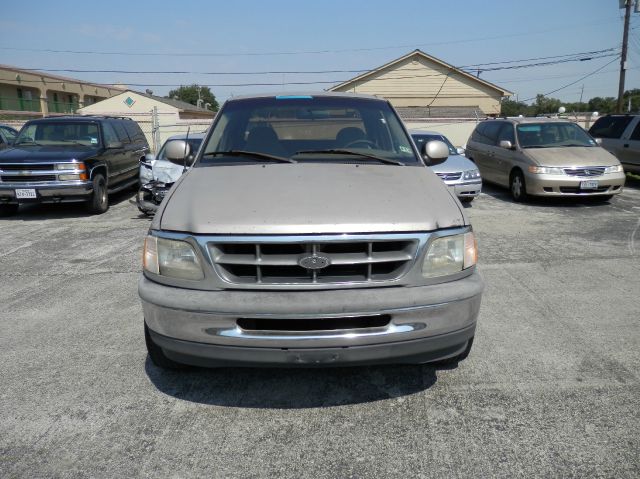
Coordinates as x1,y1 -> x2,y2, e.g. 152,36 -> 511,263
411,134 -> 457,155
516,122 -> 596,148
15,122 -> 100,146
200,96 -> 419,166
157,138 -> 203,161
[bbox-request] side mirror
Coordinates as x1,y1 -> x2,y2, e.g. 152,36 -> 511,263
422,140 -> 449,166
595,138 -> 603,146
499,140 -> 515,150
106,140 -> 123,149
142,153 -> 156,163
456,147 -> 465,155
165,140 -> 192,166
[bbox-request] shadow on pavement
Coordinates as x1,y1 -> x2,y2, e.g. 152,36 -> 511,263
480,183 -> 619,208
144,357 -> 448,409
1,189 -> 136,221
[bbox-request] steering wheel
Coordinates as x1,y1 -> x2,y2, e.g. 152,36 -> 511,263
343,139 -> 376,149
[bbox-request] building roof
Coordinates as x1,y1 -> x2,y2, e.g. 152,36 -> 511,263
0,63 -> 126,93
329,50 -> 513,97
133,90 -> 214,113
396,106 -> 483,119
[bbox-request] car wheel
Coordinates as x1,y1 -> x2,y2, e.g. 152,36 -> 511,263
144,323 -> 186,370
87,173 -> 109,214
0,204 -> 19,217
510,170 -> 528,202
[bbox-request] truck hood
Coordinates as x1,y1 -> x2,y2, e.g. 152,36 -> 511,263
157,163 -> 466,235
0,145 -> 100,163
524,146 -> 619,167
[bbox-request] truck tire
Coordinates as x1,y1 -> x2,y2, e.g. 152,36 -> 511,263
87,173 -> 109,214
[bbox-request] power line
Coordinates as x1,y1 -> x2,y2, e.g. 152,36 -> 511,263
0,18 -> 621,58
520,56 -> 621,102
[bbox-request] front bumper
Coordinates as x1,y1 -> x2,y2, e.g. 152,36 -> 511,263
139,270 -> 484,367
524,171 -> 625,196
444,179 -> 482,199
0,180 -> 93,204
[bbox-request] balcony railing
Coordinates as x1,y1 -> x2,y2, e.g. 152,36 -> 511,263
47,101 -> 79,114
0,96 -> 41,112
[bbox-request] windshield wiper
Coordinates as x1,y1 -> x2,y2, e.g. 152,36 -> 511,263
294,149 -> 405,166
202,150 -> 296,163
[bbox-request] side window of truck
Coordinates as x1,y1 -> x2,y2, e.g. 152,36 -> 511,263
630,120 -> 640,141
589,116 -> 633,139
112,121 -> 131,144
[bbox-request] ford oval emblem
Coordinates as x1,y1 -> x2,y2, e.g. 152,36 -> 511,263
298,254 -> 331,270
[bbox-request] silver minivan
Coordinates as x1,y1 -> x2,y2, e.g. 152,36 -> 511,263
139,93 -> 483,369
466,117 -> 625,201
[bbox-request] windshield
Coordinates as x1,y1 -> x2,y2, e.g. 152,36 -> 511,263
200,96 -> 419,165
157,138 -> 203,161
15,122 -> 100,146
411,134 -> 457,155
516,122 -> 596,148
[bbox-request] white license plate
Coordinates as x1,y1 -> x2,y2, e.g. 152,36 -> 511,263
580,180 -> 598,190
15,188 -> 37,199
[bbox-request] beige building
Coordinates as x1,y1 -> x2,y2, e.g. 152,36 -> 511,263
0,64 -> 126,117
330,50 -> 512,118
77,90 -> 215,120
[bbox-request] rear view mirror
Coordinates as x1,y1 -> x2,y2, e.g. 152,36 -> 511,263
499,140 -> 515,150
165,140 -> 192,166
422,140 -> 449,166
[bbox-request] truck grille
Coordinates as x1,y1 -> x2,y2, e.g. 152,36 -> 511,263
436,172 -> 462,181
563,167 -> 605,177
0,163 -> 54,171
208,237 -> 419,285
1,175 -> 56,182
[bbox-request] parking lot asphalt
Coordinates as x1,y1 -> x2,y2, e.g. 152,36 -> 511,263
1,181 -> 639,478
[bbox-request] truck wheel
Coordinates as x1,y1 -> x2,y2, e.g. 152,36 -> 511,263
0,204 -> 19,217
510,170 -> 528,202
145,323 -> 186,370
87,173 -> 109,214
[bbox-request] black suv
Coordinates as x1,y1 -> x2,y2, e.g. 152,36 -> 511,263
0,116 -> 149,215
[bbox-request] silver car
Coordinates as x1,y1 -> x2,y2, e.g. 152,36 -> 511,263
139,93 -> 484,369
589,114 -> 640,174
410,130 -> 482,202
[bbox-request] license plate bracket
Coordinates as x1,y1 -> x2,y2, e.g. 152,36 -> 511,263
580,180 -> 598,190
15,188 -> 37,199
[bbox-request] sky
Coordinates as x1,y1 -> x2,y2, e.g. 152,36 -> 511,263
1,0 -> 639,106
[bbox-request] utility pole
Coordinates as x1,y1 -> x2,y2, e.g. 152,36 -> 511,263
617,0 -> 633,113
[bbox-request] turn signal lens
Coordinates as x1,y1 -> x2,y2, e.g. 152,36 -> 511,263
143,235 -> 159,274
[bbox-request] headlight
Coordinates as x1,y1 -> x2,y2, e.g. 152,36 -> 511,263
143,235 -> 204,280
55,163 -> 79,170
604,164 -> 623,173
463,169 -> 481,180
56,162 -> 87,180
528,166 -> 564,174
422,231 -> 477,278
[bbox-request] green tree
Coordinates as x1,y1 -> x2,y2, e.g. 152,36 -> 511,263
166,85 -> 219,111
500,99 -> 533,116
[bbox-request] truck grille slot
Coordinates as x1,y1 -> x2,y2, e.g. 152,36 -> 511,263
209,238 -> 418,285
563,167 -> 605,177
436,172 -> 462,181
1,175 -> 56,182
0,164 -> 54,171
237,315 -> 391,332
559,186 -> 610,193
